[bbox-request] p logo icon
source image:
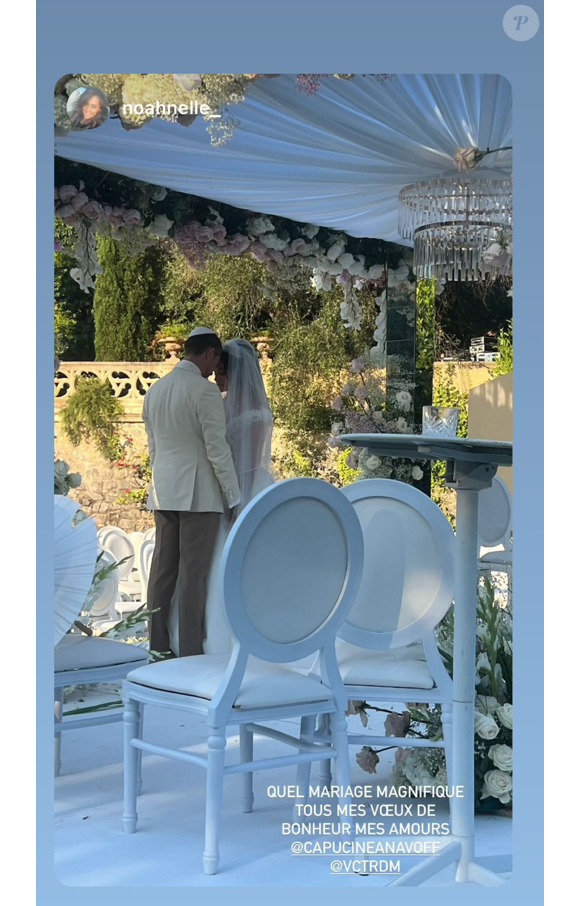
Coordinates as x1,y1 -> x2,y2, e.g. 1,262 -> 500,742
503,5 -> 540,41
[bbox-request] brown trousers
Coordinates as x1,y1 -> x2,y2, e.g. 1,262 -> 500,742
147,510 -> 220,657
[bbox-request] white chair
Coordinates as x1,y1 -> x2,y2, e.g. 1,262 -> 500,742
478,476 -> 513,571
128,531 -> 145,561
143,526 -> 156,544
137,538 -> 155,607
115,536 -> 155,618
122,478 -> 364,875
86,549 -> 120,620
98,526 -> 135,580
55,516 -> 149,778
313,479 -> 456,785
54,636 -> 150,778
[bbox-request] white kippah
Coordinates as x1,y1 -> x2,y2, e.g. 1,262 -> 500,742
188,326 -> 217,338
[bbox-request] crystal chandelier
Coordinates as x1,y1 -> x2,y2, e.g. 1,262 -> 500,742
398,168 -> 512,281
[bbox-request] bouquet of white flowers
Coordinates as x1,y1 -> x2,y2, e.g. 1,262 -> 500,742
352,577 -> 513,811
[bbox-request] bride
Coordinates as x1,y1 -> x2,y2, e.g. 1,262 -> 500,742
169,339 -> 274,655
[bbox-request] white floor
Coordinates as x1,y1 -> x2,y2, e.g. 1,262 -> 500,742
55,701 -> 512,887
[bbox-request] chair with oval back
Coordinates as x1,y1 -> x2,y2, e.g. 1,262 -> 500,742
98,527 -> 135,580
477,475 -> 513,571
313,479 -> 456,787
122,477 -> 364,875
54,532 -> 148,779
137,538 -> 155,607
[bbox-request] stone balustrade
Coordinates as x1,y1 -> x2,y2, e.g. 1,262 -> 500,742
54,360 -> 178,421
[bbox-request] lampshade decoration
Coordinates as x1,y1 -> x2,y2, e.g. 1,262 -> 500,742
54,495 -> 98,645
399,168 -> 512,281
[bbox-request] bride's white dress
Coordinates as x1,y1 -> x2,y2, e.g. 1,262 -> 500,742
201,408 -> 275,654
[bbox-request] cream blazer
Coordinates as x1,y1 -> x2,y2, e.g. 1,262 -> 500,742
142,360 -> 241,513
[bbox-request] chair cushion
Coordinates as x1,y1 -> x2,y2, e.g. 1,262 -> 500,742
55,635 -> 149,672
127,655 -> 334,709
337,646 -> 434,690
480,550 -> 512,566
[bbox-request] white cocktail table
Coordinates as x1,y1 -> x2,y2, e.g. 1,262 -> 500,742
338,434 -> 513,887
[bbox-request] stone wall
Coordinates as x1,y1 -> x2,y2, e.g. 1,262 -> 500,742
54,361 -> 177,530
55,357 -> 500,531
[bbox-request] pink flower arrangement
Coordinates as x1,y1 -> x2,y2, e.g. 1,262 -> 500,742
70,192 -> 89,211
59,185 -> 78,204
211,223 -> 227,243
82,199 -> 104,220
193,224 -> 214,243
123,208 -> 142,225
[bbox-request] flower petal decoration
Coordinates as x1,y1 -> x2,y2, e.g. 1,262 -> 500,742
54,495 -> 98,645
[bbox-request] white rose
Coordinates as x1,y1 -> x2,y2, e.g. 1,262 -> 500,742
67,472 -> 82,489
488,744 -> 513,773
395,391 -> 413,411
396,417 -> 408,431
388,264 -> 409,286
411,466 -> 423,481
475,695 -> 499,714
474,712 -> 500,740
496,703 -> 513,729
326,239 -> 346,262
149,214 -> 173,237
480,769 -> 512,804
248,216 -> 274,235
173,73 -> 203,91
367,264 -> 384,280
365,455 -> 380,471
453,146 -> 481,171
476,652 -> 491,673
356,747 -> 379,775
330,422 -> 342,437
325,261 -> 344,276
337,252 -> 355,270
301,224 -> 319,239
261,232 -> 289,251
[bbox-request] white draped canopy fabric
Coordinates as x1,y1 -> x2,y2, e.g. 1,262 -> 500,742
55,74 -> 512,244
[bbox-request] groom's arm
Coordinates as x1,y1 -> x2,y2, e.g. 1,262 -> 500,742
197,382 -> 241,508
142,396 -> 156,466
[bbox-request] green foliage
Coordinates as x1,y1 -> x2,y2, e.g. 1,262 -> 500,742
54,220 -> 95,360
190,254 -> 276,340
336,448 -> 363,486
431,365 -> 469,522
415,279 -> 436,371
158,245 -> 203,323
495,319 -> 513,377
61,377 -> 124,460
93,237 -> 165,361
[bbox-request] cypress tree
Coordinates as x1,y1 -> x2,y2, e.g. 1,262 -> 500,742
93,237 -> 164,361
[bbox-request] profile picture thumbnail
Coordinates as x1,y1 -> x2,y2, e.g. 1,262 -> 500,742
67,86 -> 110,130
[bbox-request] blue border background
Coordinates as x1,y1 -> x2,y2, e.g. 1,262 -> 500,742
38,1 -> 543,902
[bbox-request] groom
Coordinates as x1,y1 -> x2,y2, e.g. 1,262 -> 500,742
142,327 -> 240,657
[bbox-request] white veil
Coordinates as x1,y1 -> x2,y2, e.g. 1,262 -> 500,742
222,339 -> 274,513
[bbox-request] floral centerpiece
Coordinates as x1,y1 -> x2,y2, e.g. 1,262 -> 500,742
328,356 -> 426,486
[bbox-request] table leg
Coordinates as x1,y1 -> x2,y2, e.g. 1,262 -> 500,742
390,483 -> 507,887
451,488 -> 479,880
